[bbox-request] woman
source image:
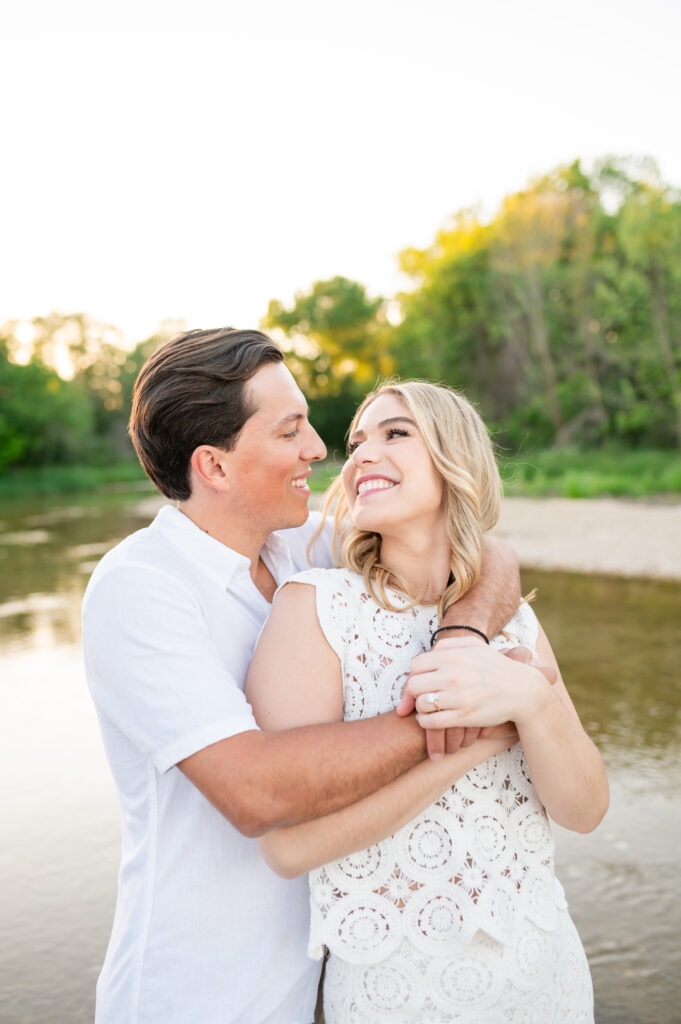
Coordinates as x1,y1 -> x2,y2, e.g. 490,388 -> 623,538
246,381 -> 608,1023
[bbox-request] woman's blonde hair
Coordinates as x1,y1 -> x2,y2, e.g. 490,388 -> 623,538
318,380 -> 502,617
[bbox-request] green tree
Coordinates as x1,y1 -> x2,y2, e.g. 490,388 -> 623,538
263,276 -> 391,450
0,334 -> 94,469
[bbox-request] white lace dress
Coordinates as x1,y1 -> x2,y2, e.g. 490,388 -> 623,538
291,568 -> 594,1024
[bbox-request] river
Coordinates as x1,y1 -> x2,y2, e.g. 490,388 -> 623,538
1,488 -> 679,1023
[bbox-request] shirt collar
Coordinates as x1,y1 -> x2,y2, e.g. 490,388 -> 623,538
150,505 -> 294,591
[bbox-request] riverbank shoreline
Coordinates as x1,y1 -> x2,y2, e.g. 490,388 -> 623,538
127,493 -> 681,582
495,496 -> 681,581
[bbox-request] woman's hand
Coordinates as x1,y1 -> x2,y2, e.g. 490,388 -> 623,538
398,643 -> 557,758
400,624 -> 609,833
400,643 -> 552,732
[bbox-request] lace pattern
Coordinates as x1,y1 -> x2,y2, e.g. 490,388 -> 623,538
290,568 -> 568,966
323,914 -> 593,1023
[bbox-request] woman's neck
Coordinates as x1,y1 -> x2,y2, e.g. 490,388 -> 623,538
379,526 -> 452,604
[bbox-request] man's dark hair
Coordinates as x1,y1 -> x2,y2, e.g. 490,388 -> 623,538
129,327 -> 284,500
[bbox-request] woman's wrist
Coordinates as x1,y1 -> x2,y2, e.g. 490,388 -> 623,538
513,665 -> 554,727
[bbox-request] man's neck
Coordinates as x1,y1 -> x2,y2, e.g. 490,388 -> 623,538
176,500 -> 270,582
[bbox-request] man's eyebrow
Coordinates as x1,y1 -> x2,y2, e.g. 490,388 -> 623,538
274,411 -> 308,429
349,416 -> 416,440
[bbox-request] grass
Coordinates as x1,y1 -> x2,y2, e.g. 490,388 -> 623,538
0,461 -> 152,499
1,448 -> 680,501
499,447 -> 681,499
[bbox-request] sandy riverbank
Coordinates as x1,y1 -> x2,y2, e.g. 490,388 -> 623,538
136,493 -> 681,582
494,497 -> 681,581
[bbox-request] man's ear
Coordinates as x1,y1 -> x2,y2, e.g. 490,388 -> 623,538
189,445 -> 231,493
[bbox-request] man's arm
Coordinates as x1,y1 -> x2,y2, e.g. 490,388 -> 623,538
85,564 -> 427,841
178,711 -> 426,838
257,729 -> 518,877
181,580 -> 430,837
413,535 -> 522,757
439,534 -> 521,641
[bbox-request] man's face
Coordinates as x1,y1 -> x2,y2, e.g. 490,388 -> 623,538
223,361 -> 326,532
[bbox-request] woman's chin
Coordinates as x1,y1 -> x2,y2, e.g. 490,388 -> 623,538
352,511 -> 382,533
352,511 -> 398,534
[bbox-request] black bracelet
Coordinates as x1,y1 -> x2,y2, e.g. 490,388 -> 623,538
430,625 -> 491,647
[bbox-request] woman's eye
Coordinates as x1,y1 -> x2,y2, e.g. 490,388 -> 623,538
346,440 -> 360,455
386,428 -> 409,440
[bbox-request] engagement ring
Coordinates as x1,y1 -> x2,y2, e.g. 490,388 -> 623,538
426,692 -> 442,712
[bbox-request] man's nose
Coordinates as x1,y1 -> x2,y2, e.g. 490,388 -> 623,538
304,425 -> 327,462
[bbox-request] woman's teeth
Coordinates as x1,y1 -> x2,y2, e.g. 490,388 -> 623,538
357,479 -> 396,495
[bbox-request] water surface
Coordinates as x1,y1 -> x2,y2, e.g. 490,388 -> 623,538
1,491 -> 679,1023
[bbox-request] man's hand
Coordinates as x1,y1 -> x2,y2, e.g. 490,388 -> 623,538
397,641 -> 557,759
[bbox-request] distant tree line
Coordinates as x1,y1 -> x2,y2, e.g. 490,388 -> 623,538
1,156 -> 680,472
266,157 -> 681,453
0,315 -> 178,472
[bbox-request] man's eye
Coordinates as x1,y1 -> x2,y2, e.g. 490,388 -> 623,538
283,429 -> 299,440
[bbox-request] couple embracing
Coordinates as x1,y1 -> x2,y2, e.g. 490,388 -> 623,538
83,327 -> 607,1023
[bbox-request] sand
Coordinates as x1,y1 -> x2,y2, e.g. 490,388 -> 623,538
137,493 -> 681,582
494,497 -> 681,581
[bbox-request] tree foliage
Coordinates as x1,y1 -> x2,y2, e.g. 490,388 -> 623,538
389,158 -> 681,449
1,157 -> 679,471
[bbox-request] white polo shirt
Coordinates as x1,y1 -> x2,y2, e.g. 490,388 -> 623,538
82,505 -> 334,1024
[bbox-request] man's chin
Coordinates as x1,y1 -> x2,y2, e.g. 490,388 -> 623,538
278,505 -> 310,531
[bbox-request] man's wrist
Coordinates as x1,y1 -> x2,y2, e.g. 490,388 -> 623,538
391,708 -> 429,761
431,624 -> 490,647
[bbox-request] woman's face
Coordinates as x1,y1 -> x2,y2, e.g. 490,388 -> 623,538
342,392 -> 445,536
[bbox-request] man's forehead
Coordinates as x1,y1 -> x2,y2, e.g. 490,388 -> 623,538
246,364 -> 308,425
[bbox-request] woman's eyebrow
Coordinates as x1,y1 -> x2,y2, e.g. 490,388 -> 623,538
349,416 -> 416,441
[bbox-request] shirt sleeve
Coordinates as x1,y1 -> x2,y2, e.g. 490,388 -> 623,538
83,563 -> 258,773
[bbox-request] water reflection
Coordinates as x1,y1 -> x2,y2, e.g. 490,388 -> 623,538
523,568 -> 681,764
0,492 -> 679,1024
0,489 -> 163,649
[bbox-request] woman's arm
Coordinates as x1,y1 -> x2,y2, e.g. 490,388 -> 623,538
246,581 -> 344,730
258,731 -> 517,877
404,623 -> 609,834
246,579 -> 518,875
513,623 -> 609,832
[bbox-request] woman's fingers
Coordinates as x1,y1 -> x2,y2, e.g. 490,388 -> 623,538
396,691 -> 416,716
416,709 -> 464,729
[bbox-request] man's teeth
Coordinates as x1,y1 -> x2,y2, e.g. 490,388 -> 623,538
357,479 -> 396,495
292,478 -> 308,488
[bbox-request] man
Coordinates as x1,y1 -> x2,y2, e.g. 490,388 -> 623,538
83,327 -> 521,1023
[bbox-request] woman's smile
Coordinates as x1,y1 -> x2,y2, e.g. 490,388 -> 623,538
355,474 -> 399,497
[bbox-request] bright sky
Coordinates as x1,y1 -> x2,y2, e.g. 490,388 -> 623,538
2,0 -> 680,344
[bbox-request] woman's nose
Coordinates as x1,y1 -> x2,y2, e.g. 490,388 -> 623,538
352,439 -> 380,465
